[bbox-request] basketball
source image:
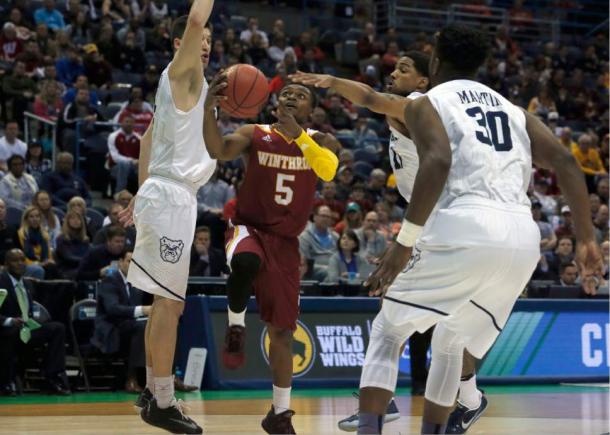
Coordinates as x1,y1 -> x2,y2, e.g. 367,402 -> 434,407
219,64 -> 270,119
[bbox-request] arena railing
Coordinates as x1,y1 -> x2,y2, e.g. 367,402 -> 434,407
23,111 -> 58,168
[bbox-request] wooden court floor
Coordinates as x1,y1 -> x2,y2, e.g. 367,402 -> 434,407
0,385 -> 608,434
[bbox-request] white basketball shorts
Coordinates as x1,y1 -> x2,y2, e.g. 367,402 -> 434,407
127,176 -> 197,301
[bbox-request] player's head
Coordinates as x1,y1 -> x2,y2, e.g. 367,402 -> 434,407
171,15 -> 212,68
430,24 -> 489,84
278,83 -> 317,123
388,51 -> 430,96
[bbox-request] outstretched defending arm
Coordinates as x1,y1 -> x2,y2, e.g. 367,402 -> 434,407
290,72 -> 408,120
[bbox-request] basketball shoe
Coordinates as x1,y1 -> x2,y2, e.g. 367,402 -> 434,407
141,398 -> 202,434
261,405 -> 296,434
445,391 -> 488,434
222,324 -> 246,369
134,387 -> 153,410
337,393 -> 400,431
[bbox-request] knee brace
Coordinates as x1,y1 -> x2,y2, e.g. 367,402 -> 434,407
227,252 -> 261,312
424,324 -> 465,407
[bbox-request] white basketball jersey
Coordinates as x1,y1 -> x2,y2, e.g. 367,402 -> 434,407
149,65 -> 216,190
426,80 -> 532,209
388,91 -> 424,202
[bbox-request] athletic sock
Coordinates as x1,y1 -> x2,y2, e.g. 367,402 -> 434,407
145,366 -> 154,394
357,413 -> 383,434
420,420 -> 447,434
154,375 -> 175,409
228,307 -> 246,327
273,385 -> 291,414
458,374 -> 481,409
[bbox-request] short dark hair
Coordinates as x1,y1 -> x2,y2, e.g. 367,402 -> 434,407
282,83 -> 318,109
107,225 -> 126,240
337,229 -> 360,253
195,225 -> 211,235
559,261 -> 577,274
7,154 -> 25,168
170,15 -> 188,42
404,51 -> 430,77
436,24 -> 490,75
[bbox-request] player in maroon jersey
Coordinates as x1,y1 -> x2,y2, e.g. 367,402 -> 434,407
203,79 -> 340,433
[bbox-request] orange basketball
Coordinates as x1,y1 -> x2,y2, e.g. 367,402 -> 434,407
219,64 -> 269,119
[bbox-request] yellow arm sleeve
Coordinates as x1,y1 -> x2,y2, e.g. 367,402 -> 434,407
294,130 -> 339,181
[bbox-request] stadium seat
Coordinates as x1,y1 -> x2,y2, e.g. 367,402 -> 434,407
6,205 -> 24,227
547,285 -> 582,298
32,301 -> 51,323
69,299 -> 98,391
354,148 -> 379,164
86,208 -> 105,234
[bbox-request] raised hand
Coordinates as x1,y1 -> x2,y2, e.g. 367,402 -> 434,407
272,104 -> 303,140
289,71 -> 334,88
575,240 -> 604,295
365,242 -> 413,297
118,196 -> 136,227
205,70 -> 228,111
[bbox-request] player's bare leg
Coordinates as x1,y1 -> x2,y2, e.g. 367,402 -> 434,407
135,304 -> 155,410
261,325 -> 296,434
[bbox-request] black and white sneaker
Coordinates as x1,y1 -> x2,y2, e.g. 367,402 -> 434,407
445,392 -> 488,434
141,398 -> 203,434
337,393 -> 400,432
134,387 -> 153,411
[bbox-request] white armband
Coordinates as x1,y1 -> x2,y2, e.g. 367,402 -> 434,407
396,219 -> 423,247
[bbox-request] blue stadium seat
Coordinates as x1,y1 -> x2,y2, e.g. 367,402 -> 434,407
86,209 -> 105,234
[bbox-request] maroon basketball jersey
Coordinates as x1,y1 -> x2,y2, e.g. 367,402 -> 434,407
235,125 -> 319,238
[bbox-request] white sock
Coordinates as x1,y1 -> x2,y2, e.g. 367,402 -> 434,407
458,375 -> 481,409
145,366 -> 154,394
228,307 -> 246,327
273,385 -> 291,414
154,375 -> 175,409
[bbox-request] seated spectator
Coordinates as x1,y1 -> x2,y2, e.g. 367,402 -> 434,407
102,0 -> 132,23
0,249 -> 71,396
601,240 -> 609,281
0,23 -> 23,62
532,178 -> 557,218
140,65 -> 160,103
209,39 -> 229,75
2,60 -> 36,125
366,169 -> 387,203
246,33 -> 269,66
33,80 -> 63,121
293,31 -> 324,62
298,48 -> 323,74
0,121 -> 27,173
82,43 -> 113,89
148,0 -> 169,23
0,199 -> 18,264
348,182 -> 374,213
196,166 -> 235,249
555,205 -> 575,239
93,202 -> 136,248
335,165 -> 355,201
381,187 -> 404,222
590,193 -> 601,219
42,152 -> 92,206
571,133 -> 606,190
217,111 -> 240,135
0,155 -> 39,209
335,202 -> 363,235
325,230 -> 370,284
239,17 -> 269,48
557,262 -> 578,286
17,206 -> 55,280
116,19 -> 146,52
527,85 -> 556,119
307,107 -> 336,135
267,33 -> 291,64
62,75 -> 99,106
326,95 -> 353,130
597,178 -> 609,205
67,196 -> 98,238
593,205 -> 609,244
115,31 -> 145,73
353,116 -> 380,151
558,127 -> 575,150
299,205 -> 339,281
357,22 -> 385,60
15,40 -> 44,76
115,189 -> 134,211
65,10 -> 92,45
381,41 -> 400,76
548,236 -> 575,275
55,45 -> 84,86
108,115 -> 140,193
55,210 -> 90,279
355,211 -> 387,261
313,181 -> 345,225
60,88 -> 104,154
189,226 -> 227,277
25,141 -> 52,186
92,250 -> 150,393
532,200 -> 557,256
32,191 -> 60,249
374,202 -> 397,242
34,0 -> 66,31
77,225 -> 126,281
117,96 -> 153,136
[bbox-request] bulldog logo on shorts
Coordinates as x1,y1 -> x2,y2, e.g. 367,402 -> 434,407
159,237 -> 184,264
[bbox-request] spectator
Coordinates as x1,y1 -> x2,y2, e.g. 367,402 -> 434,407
140,64 -> 160,102
558,262 -> 578,286
34,0 -> 66,31
246,33 -> 269,66
380,188 -> 404,222
108,115 -> 140,193
335,201 -> 363,235
555,205 -> 575,239
82,43 -> 113,89
532,200 -> 557,255
67,196 -> 98,239
326,95 -> 353,130
115,189 -> 134,210
189,226 -> 227,277
0,23 -> 23,62
34,24 -> 52,57
239,17 -> 269,48
267,33 -> 291,64
298,48 -> 323,74
593,205 -> 609,244
589,193 -> 601,219
532,179 -> 557,218
0,199 -> 19,264
209,39 -> 228,75
32,190 -> 60,249
55,45 -> 84,86
527,85 -> 557,119
0,155 -> 39,209
307,107 -> 336,135
116,19 -> 146,52
381,41 -> 400,76
548,236 -> 575,274
15,40 -> 44,76
596,177 -> 609,205
313,181 -> 345,224
374,202 -> 398,242
355,211 -> 387,261
25,141 -> 52,186
102,0 -> 132,23
60,87 -> 102,154
348,181 -> 374,213
299,205 -> 339,282
571,134 -> 607,185
357,22 -> 385,60
228,41 -> 253,66
601,240 -> 609,281
92,250 -> 150,393
366,168 -> 387,203
196,167 -> 235,249
145,21 -> 172,57
42,152 -> 91,206
217,111 -> 240,135
76,225 -> 126,280
558,127 -> 575,150
293,31 -> 324,62
17,205 -> 55,279
0,249 -> 71,396
338,150 -> 355,169
546,111 -> 562,137
2,60 -> 37,124
117,95 -> 153,136
65,10 -> 93,45
148,0 -> 169,23
0,121 -> 27,172
353,116 -> 380,150
115,30 -> 146,73
33,79 -> 63,121
55,210 -> 90,279
62,75 -> 99,106
325,229 -> 370,284
93,202 -> 136,248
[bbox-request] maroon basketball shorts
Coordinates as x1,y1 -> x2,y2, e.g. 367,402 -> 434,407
225,224 -> 300,330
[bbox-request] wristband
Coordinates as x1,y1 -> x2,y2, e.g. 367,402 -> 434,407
396,219 -> 423,247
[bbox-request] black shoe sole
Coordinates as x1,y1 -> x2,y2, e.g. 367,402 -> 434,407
141,409 -> 203,434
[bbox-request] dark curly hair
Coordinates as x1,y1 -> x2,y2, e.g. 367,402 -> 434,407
404,51 -> 430,78
436,25 -> 490,75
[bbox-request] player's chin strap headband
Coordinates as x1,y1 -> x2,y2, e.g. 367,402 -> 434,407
294,130 -> 339,182
396,219 -> 423,247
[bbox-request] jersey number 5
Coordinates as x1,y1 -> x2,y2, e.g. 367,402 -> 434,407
275,173 -> 295,206
466,106 -> 513,152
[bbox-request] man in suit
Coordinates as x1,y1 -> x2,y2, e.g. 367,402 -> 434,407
77,225 -> 126,281
92,250 -> 151,393
189,226 -> 227,277
0,249 -> 71,396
